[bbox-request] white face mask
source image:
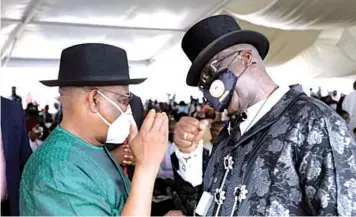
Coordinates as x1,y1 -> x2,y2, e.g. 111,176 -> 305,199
97,91 -> 134,144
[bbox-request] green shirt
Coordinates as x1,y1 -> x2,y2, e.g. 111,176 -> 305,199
20,127 -> 131,216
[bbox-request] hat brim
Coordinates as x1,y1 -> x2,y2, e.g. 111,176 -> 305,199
186,30 -> 269,87
40,78 -> 147,87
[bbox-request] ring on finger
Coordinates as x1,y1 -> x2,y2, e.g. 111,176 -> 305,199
184,132 -> 188,140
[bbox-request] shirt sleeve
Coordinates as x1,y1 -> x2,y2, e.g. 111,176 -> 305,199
174,143 -> 204,187
20,162 -> 121,216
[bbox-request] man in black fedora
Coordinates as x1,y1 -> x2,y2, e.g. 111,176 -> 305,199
20,43 -> 169,216
172,15 -> 356,216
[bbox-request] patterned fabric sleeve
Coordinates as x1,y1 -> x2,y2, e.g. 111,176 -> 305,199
297,106 -> 356,216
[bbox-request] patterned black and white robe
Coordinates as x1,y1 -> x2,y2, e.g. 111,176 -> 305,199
172,85 -> 356,216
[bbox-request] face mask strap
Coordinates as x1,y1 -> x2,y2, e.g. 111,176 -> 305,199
97,90 -> 124,114
97,112 -> 111,126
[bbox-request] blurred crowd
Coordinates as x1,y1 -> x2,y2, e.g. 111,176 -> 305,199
310,83 -> 355,134
144,95 -> 225,146
24,102 -> 61,152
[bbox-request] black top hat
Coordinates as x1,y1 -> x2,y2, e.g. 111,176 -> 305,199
182,15 -> 269,87
40,43 -> 146,87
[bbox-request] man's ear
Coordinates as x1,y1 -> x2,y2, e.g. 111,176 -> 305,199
88,89 -> 100,113
241,50 -> 253,66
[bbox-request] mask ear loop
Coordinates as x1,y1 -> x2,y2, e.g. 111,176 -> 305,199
97,90 -> 125,114
97,112 -> 111,126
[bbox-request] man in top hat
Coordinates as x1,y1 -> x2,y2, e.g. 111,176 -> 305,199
172,15 -> 356,216
20,43 -> 169,216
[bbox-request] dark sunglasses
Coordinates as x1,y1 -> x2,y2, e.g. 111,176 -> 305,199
198,50 -> 245,90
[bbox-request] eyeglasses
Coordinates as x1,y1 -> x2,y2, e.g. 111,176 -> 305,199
198,50 -> 245,90
98,88 -> 133,106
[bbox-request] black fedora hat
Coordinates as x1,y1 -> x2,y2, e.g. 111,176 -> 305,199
40,43 -> 146,87
182,15 -> 269,87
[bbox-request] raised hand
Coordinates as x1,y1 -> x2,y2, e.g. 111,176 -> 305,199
128,109 -> 169,172
111,144 -> 135,165
174,116 -> 210,153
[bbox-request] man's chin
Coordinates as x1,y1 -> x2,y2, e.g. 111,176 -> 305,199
226,103 -> 242,116
227,105 -> 237,116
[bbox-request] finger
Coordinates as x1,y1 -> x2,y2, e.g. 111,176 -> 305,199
124,148 -> 132,153
160,112 -> 169,134
192,120 -> 210,143
123,160 -> 134,165
151,113 -> 164,132
175,129 -> 195,142
174,138 -> 199,153
141,109 -> 156,132
192,129 -> 207,143
128,119 -> 138,143
199,119 -> 210,131
177,123 -> 199,136
124,155 -> 134,160
179,117 -> 200,128
174,136 -> 194,149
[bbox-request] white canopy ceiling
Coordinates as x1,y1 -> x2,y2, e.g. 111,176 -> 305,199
225,0 -> 356,80
1,0 -> 228,65
1,0 -> 356,105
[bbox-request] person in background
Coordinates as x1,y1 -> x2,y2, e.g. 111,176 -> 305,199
343,80 -> 356,131
309,88 -> 319,99
40,105 -> 53,125
53,102 -> 60,123
49,102 -> 61,132
337,110 -> 350,125
28,125 -> 44,152
331,90 -> 339,102
174,101 -> 188,122
20,43 -> 169,216
188,97 -> 199,116
25,93 -> 33,105
35,105 -> 52,141
321,93 -> 338,110
25,103 -> 40,133
1,97 -> 32,216
10,86 -> 22,104
316,87 -> 323,98
337,94 -> 346,111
